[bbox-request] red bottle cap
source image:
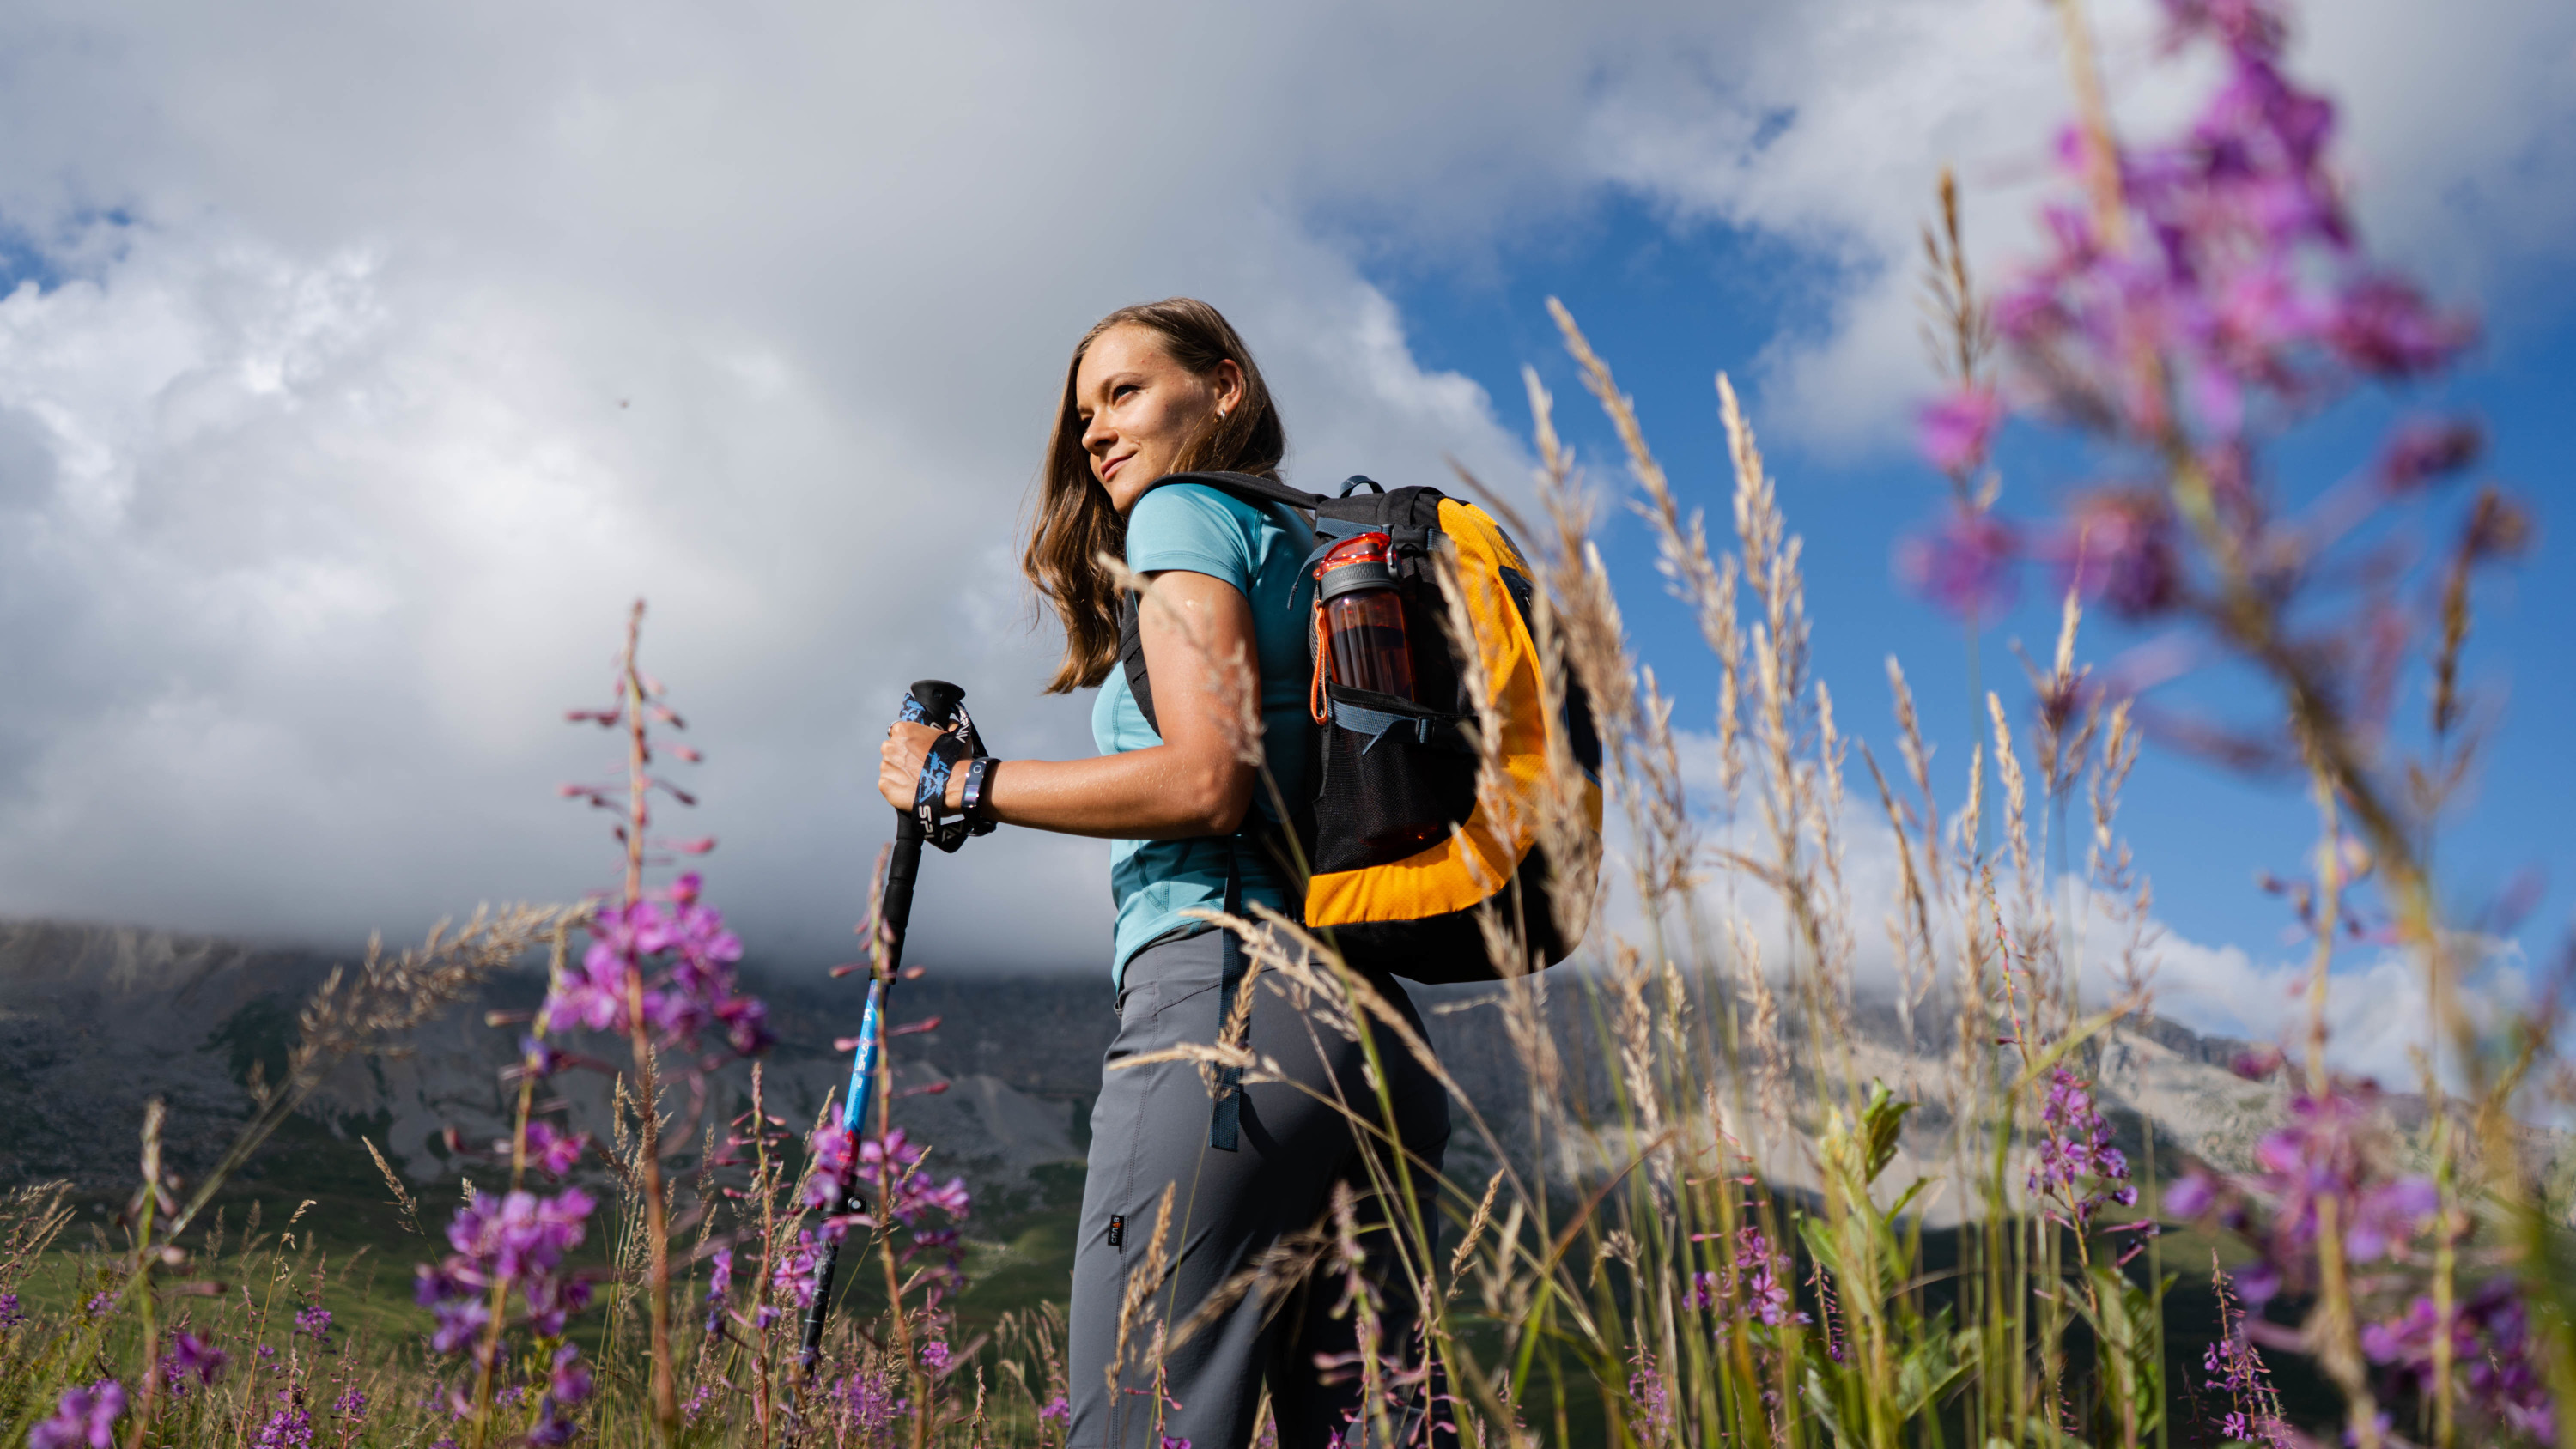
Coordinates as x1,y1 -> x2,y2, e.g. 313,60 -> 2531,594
1316,532 -> 1396,602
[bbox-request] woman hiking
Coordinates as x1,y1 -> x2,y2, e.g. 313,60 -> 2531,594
877,298 -> 1452,1449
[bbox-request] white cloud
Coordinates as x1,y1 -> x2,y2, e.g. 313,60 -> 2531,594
1585,0 -> 2576,447
0,0 -> 2561,978
1613,724 -> 2476,1084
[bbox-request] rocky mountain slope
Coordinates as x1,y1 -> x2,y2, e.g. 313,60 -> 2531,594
0,917 -> 2445,1223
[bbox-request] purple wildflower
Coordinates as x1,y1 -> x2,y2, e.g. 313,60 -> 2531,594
2162,1170 -> 2219,1220
415,1185 -> 596,1359
2052,491 -> 2183,618
1625,1347 -> 1674,1446
331,1388 -> 367,1420
1735,1225 -> 1800,1326
508,1121 -> 592,1178
161,1330 -> 229,1391
804,1120 -> 859,1216
543,875 -> 772,1063
836,1365 -> 910,1446
252,1395 -> 316,1449
2327,274 -> 2476,379
2376,416 -> 2483,494
1996,0 -> 2476,463
550,1344 -> 594,1405
82,1292 -> 112,1318
526,1407 -> 578,1447
1684,1270 -> 1718,1310
295,1303 -> 332,1342
920,1339 -> 954,1374
1896,508 -> 2021,618
770,1230 -> 821,1309
2171,1082 -> 2434,1307
30,1381 -> 125,1449
0,1292 -> 22,1328
1039,1394 -> 1072,1425
2028,1068 -> 2138,1231
2365,1279 -> 2552,1439
1918,386 -> 2006,476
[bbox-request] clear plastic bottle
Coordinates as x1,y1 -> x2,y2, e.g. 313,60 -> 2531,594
1315,532 -> 1417,701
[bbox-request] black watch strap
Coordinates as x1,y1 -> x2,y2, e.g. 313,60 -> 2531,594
960,756 -> 999,830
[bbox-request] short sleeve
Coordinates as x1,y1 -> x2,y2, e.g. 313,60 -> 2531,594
1125,484 -> 1255,591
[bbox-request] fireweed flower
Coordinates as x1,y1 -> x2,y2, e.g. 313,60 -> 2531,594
523,1344 -> 596,1447
161,1330 -> 229,1391
793,1121 -> 971,1312
543,874 -> 773,1063
2363,1279 -> 2552,1439
295,1303 -> 332,1341
2028,1068 -> 2139,1231
1896,508 -> 2020,618
2375,416 -> 2483,494
1625,1347 -> 1674,1446
0,1292 -> 23,1328
1918,385 -> 2006,476
1741,1226 -> 1798,1325
2052,490 -> 2184,619
836,1365 -> 911,1446
2202,1333 -> 2289,1447
1988,0 -> 2478,563
769,1230 -> 822,1309
550,1344 -> 594,1404
31,1381 -> 125,1449
803,1121 -> 859,1216
414,1186 -> 597,1360
506,1121 -> 591,1178
2162,1082 -> 2433,1307
1695,1224 -> 1801,1327
252,1395 -> 316,1449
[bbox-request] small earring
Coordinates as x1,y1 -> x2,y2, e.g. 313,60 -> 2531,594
1217,409 -> 1230,421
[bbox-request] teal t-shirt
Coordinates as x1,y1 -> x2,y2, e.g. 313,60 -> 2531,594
1093,482 -> 1317,984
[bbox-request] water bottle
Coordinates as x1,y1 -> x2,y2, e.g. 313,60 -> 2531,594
1315,532 -> 1417,701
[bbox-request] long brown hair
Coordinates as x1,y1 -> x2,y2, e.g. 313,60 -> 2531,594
1024,298 -> 1288,694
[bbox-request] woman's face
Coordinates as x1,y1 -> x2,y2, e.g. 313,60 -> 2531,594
1074,324 -> 1244,512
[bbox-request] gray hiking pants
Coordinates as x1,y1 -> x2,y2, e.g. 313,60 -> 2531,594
1066,926 -> 1453,1449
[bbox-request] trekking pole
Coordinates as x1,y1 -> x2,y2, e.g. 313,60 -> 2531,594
799,677 -> 966,1369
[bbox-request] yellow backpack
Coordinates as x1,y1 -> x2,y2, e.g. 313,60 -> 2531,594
1116,472 -> 1603,981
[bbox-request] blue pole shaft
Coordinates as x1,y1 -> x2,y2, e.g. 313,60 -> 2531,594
799,679 -> 959,1369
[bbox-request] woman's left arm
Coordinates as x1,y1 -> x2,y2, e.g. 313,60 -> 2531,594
876,569 -> 1262,840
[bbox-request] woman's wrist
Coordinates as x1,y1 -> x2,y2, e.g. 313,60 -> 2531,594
959,756 -> 998,822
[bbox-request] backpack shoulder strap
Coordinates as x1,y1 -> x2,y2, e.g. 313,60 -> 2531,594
1116,590 -> 1159,735
1133,470 -> 1327,513
1116,472 -> 1324,737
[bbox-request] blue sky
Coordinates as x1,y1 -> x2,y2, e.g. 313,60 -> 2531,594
0,0 -> 2566,1068
1377,192 -> 2576,969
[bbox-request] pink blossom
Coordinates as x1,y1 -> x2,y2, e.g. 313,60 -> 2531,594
1896,509 -> 2020,618
2052,491 -> 2183,618
31,1381 -> 125,1449
1917,387 -> 2005,475
2376,416 -> 2483,493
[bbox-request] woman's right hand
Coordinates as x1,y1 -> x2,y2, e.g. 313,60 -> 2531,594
878,721 -> 958,815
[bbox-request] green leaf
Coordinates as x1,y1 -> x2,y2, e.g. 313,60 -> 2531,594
1862,1078 -> 1916,1184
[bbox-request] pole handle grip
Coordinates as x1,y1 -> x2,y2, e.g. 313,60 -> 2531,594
909,679 -> 965,730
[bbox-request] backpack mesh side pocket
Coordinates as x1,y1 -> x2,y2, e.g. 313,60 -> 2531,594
1309,684 -> 1475,876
